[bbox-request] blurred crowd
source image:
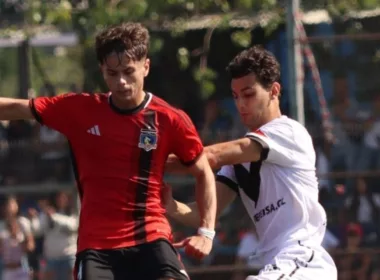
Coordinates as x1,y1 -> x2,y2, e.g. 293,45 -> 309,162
0,192 -> 77,280
0,76 -> 379,280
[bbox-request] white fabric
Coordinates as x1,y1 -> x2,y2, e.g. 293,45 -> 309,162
237,232 -> 261,269
245,242 -> 337,280
321,230 -> 339,250
315,148 -> 330,189
31,212 -> 78,259
0,216 -> 32,236
238,232 -> 259,258
217,116 -> 333,277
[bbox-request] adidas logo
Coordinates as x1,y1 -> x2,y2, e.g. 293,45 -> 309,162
87,125 -> 101,136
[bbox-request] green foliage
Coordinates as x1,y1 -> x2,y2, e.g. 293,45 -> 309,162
193,67 -> 217,99
0,48 -> 18,97
231,30 -> 252,47
2,0 -> 380,98
177,47 -> 190,70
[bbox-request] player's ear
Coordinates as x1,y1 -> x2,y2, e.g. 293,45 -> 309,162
270,82 -> 281,100
143,58 -> 150,77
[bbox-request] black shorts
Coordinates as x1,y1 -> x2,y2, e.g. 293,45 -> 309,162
74,239 -> 189,280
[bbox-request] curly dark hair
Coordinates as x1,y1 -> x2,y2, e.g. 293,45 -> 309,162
95,22 -> 150,64
226,46 -> 280,90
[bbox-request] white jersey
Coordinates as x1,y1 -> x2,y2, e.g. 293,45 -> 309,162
217,116 -> 327,260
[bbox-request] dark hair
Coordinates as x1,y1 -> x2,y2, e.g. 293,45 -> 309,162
226,46 -> 280,90
95,22 -> 150,64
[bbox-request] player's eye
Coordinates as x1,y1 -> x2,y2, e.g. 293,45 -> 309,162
243,92 -> 255,98
107,71 -> 118,77
123,69 -> 135,75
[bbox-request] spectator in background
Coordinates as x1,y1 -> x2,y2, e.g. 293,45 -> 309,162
337,223 -> 372,280
232,226 -> 260,280
0,197 -> 33,280
0,217 -> 34,280
200,96 -> 234,145
358,94 -> 380,172
3,119 -> 36,185
330,75 -> 370,178
344,178 -> 380,245
36,125 -> 69,183
0,196 -> 32,237
29,191 -> 77,280
35,83 -> 70,183
322,229 -> 340,253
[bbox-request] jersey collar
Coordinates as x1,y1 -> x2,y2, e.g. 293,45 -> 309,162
108,92 -> 151,115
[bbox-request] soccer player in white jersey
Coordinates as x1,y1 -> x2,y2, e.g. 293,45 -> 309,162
165,46 -> 337,280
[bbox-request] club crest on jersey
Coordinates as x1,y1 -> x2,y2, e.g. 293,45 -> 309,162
138,129 -> 157,151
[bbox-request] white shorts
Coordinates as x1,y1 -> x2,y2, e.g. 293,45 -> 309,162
3,268 -> 30,280
246,242 -> 337,280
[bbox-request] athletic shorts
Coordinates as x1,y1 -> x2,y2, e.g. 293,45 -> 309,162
73,239 -> 189,280
246,241 -> 337,280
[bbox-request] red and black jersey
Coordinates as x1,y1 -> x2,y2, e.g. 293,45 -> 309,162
29,92 -> 203,253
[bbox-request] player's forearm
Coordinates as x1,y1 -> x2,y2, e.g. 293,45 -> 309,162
195,169 -> 217,230
168,201 -> 200,228
0,98 -> 33,120
204,138 -> 261,169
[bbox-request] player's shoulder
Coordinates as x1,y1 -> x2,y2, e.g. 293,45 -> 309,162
47,92 -> 108,104
149,94 -> 192,124
67,92 -> 108,102
259,116 -> 311,141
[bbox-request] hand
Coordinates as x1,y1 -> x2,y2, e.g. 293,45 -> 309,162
43,206 -> 56,217
173,235 -> 213,260
161,183 -> 176,214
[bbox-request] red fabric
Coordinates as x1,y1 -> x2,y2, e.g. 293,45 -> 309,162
253,129 -> 266,137
31,93 -> 203,252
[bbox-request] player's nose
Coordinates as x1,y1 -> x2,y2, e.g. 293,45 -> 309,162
235,97 -> 246,112
118,76 -> 127,86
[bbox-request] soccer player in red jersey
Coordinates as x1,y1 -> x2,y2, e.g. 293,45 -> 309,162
0,23 -> 217,280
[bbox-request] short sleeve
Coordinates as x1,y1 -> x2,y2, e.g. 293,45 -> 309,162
216,165 -> 239,194
245,126 -> 314,168
29,93 -> 78,136
246,129 -> 293,165
171,110 -> 203,166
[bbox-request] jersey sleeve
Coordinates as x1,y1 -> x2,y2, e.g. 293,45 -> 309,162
29,93 -> 78,136
171,110 -> 204,166
216,165 -> 239,194
245,128 -> 309,167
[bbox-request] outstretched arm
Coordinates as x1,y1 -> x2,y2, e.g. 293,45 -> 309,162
166,181 -> 237,228
0,98 -> 33,120
166,137 -> 263,173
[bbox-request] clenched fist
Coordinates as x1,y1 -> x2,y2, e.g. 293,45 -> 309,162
173,234 -> 213,260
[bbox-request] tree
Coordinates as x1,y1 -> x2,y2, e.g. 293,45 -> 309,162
1,0 -> 380,98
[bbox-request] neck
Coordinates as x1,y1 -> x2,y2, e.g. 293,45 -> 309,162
111,90 -> 146,110
250,107 -> 282,131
